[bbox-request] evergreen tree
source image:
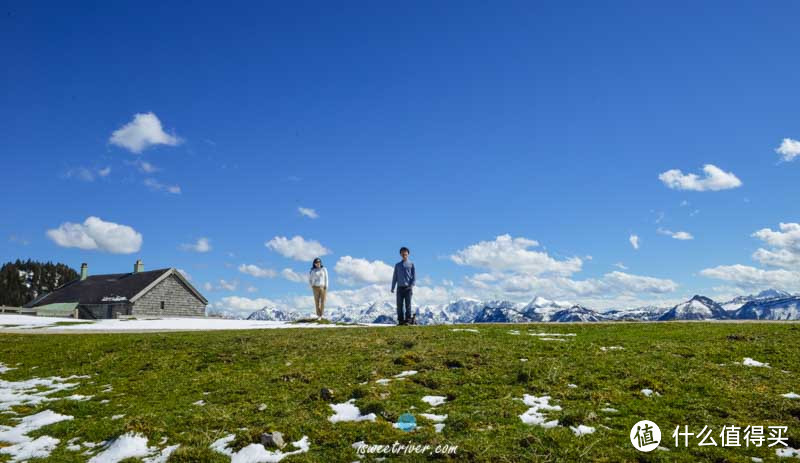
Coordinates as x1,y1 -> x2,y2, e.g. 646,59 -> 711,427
0,260 -> 79,306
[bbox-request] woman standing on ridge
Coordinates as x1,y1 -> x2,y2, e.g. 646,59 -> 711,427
309,257 -> 328,320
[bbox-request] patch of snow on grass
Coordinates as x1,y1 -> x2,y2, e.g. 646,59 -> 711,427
87,433 -> 152,463
193,400 -> 206,406
0,409 -> 73,463
641,389 -> 661,397
211,434 -> 310,463
600,346 -> 624,351
776,447 -> 800,458
528,333 -> 576,337
600,407 -> 618,413
393,371 -> 417,378
0,364 -> 16,374
143,444 -> 180,463
570,425 -> 595,436
375,379 -> 391,385
450,329 -> 479,333
421,396 -> 446,407
328,400 -> 377,423
538,338 -> 566,342
782,392 -> 800,399
434,423 -> 445,433
518,394 -> 561,428
743,357 -> 770,368
420,413 -> 447,422
0,375 -> 84,410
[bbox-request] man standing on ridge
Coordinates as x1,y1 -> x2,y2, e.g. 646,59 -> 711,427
391,246 -> 416,325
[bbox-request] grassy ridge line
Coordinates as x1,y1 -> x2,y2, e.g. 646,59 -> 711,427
0,323 -> 797,462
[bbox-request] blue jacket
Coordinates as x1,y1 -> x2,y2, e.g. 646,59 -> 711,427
391,260 -> 415,291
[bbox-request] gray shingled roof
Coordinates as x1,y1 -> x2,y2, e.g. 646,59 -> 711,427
27,269 -> 173,307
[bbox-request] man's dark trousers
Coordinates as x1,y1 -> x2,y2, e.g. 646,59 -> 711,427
396,285 -> 412,323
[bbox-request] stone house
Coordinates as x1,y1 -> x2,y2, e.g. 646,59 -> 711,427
25,260 -> 207,319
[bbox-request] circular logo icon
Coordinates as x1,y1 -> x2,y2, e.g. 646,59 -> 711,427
396,413 -> 417,432
630,420 -> 661,452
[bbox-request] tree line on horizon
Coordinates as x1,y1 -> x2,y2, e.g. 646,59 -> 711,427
0,260 -> 78,307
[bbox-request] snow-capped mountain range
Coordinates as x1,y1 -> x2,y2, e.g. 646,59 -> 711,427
234,290 -> 800,324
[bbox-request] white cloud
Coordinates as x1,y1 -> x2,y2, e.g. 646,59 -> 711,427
657,228 -> 694,240
602,271 -> 678,293
751,222 -> 800,268
176,268 -> 192,281
144,178 -> 181,194
775,138 -> 800,162
700,264 -> 800,291
629,234 -> 640,250
463,270 -> 677,297
46,216 -> 142,254
658,164 -> 742,191
64,166 -> 111,182
450,234 -> 582,276
265,235 -> 330,261
127,159 -> 159,173
614,262 -> 628,270
202,280 -> 239,292
238,264 -> 277,278
181,237 -> 211,253
298,207 -> 319,219
213,296 -> 277,313
218,280 -> 238,291
246,286 -> 259,293
334,256 -> 394,286
281,268 -> 306,283
109,112 -> 182,153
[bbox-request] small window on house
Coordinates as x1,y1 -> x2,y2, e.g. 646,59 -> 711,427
160,301 -> 165,310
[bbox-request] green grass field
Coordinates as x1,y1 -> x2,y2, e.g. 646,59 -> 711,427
0,322 -> 798,462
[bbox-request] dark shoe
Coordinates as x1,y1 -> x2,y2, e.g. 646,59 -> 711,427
398,320 -> 407,326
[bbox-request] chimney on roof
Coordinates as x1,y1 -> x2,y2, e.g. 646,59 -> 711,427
134,259 -> 144,274
80,263 -> 88,281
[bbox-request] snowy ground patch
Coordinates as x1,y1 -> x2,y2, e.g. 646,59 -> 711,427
420,413 -> 447,433
600,346 -> 624,351
776,446 -> 800,458
742,357 -> 770,368
87,433 -> 177,463
211,434 -> 310,463
328,400 -> 377,423
528,333 -> 576,337
0,410 -> 73,462
0,314 -> 384,332
0,373 -> 89,410
570,425 -> 595,436
781,392 -> 800,399
641,389 -> 661,397
393,370 -> 417,378
517,395 -> 560,428
421,396 -> 447,407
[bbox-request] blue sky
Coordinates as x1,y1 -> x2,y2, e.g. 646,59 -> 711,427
3,1 -> 800,314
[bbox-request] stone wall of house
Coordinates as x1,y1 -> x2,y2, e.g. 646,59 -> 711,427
132,274 -> 206,317
78,303 -> 132,319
